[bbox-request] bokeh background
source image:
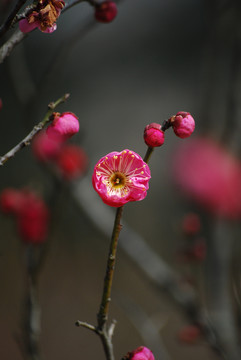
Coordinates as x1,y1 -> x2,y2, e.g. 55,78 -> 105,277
0,0 -> 240,359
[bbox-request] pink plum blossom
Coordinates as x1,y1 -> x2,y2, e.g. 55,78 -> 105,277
19,0 -> 65,34
144,123 -> 165,147
172,137 -> 241,219
46,112 -> 79,141
95,1 -> 118,23
123,346 -> 155,360
171,111 -> 195,138
92,149 -> 151,207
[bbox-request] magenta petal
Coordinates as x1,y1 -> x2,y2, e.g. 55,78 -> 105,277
19,19 -> 38,33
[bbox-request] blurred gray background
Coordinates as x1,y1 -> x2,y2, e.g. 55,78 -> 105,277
0,0 -> 240,359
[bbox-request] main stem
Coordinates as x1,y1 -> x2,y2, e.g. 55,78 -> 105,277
96,205 -> 124,360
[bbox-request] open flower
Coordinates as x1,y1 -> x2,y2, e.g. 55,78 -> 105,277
92,149 -> 151,207
19,0 -> 65,33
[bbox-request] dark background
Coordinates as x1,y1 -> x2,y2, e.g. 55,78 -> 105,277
0,1 -> 240,359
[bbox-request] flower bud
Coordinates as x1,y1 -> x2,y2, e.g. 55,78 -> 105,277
171,111 -> 195,139
46,112 -> 79,141
95,1 -> 118,23
144,123 -> 165,147
123,346 -> 155,360
56,145 -> 88,180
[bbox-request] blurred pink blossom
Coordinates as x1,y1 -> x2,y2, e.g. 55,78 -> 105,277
92,149 -> 151,207
56,144 -> 88,180
172,137 -> 241,219
0,188 -> 49,244
32,129 -> 63,161
0,188 -> 25,215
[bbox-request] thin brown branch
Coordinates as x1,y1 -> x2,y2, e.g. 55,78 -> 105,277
97,206 -> 123,329
0,0 -> 28,38
0,93 -> 69,166
0,0 -> 122,64
72,177 -> 229,359
0,29 -> 26,64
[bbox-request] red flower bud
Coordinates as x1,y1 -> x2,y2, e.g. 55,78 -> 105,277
95,1 -> 118,23
123,346 -> 155,360
171,111 -> 195,139
46,112 -> 79,141
144,123 -> 165,147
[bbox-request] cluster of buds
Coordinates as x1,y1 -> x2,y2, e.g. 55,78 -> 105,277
19,0 -> 118,33
32,111 -> 88,180
144,111 -> 195,148
0,188 -> 49,244
19,0 -> 65,33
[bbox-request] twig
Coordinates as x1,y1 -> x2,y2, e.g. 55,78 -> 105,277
0,0 -> 28,38
97,206 -> 124,330
76,206 -> 124,360
0,29 -> 26,64
0,0 -> 122,64
0,93 -> 69,166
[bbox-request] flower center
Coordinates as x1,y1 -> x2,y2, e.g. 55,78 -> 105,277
110,172 -> 127,188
